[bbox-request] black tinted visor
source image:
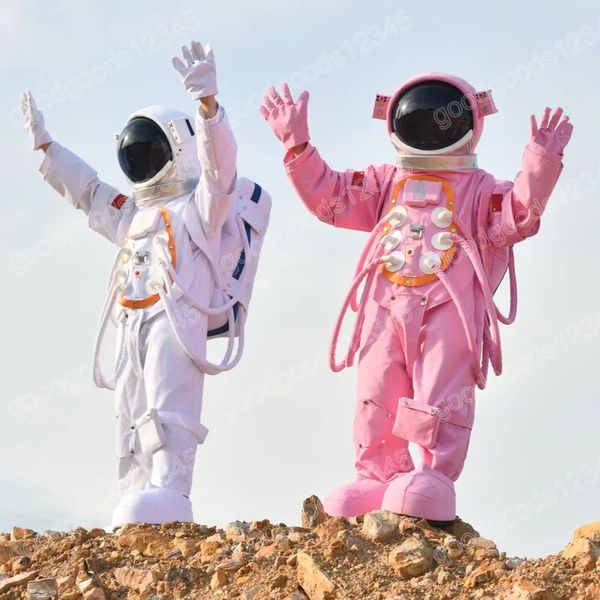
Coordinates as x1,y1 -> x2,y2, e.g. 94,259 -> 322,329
391,81 -> 474,151
117,117 -> 173,183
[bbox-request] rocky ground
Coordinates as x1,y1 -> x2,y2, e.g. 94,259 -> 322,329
1,496 -> 600,599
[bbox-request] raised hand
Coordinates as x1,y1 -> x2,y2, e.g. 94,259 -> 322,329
172,41 -> 218,100
20,91 -> 52,150
259,83 -> 310,150
530,107 -> 573,156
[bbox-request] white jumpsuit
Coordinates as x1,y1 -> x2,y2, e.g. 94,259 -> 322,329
39,106 -> 238,525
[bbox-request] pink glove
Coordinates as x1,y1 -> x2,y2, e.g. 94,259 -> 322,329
259,83 -> 310,150
529,107 -> 573,156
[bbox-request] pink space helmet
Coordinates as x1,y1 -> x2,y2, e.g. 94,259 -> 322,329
372,73 -> 497,155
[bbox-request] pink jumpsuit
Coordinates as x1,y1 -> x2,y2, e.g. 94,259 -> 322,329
284,140 -> 564,521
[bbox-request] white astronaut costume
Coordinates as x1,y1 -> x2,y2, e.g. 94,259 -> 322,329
21,42 -> 270,527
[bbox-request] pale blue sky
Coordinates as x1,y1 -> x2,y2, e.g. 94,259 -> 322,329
1,0 -> 599,558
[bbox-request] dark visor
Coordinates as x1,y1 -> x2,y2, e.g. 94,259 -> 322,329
391,81 -> 474,151
117,117 -> 173,183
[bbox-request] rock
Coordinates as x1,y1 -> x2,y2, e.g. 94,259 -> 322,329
0,571 -> 39,593
296,551 -> 336,600
26,578 -> 58,599
440,518 -> 480,543
506,557 -> 524,570
0,542 -> 11,564
10,527 -> 37,541
388,539 -> 434,579
315,518 -> 348,543
562,537 -> 600,562
56,575 -> 76,591
173,538 -> 201,558
10,555 -> 32,572
302,496 -> 328,529
201,537 -> 224,562
113,566 -> 159,593
468,537 -> 499,560
271,573 -> 288,589
225,521 -> 250,542
503,580 -> 555,600
257,542 -> 278,559
573,522 -> 600,543
83,588 -> 106,600
289,592 -> 309,600
249,519 -> 271,534
464,560 -> 506,588
443,535 -> 464,559
116,530 -> 167,555
362,510 -> 401,543
210,567 -> 228,589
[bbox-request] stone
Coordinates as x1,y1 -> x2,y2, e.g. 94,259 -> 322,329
443,535 -> 464,559
0,571 -> 39,593
173,538 -> 202,558
562,537 -> 599,561
0,542 -> 10,564
296,551 -> 336,600
289,592 -> 309,600
302,496 -> 328,529
201,537 -> 224,562
467,537 -> 499,560
116,530 -> 168,555
210,567 -> 228,589
83,589 -> 106,600
573,522 -> 600,543
56,575 -> 76,591
440,518 -> 480,544
464,561 -> 505,588
113,566 -> 159,593
362,510 -> 401,543
163,547 -> 182,559
26,578 -> 58,599
225,521 -> 250,542
270,573 -> 288,589
506,557 -> 524,570
388,538 -> 434,579
315,518 -> 348,543
10,528 -> 37,542
10,555 -> 32,572
503,580 -> 555,600
77,578 -> 96,594
257,542 -> 278,559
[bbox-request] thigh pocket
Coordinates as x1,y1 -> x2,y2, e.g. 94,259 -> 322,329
137,409 -> 166,454
392,397 -> 442,449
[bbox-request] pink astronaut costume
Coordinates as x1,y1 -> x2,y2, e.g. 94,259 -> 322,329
260,75 -> 573,522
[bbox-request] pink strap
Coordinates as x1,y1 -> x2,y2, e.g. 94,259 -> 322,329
433,267 -> 486,389
496,245 -> 518,325
330,217 -> 390,372
329,254 -> 382,372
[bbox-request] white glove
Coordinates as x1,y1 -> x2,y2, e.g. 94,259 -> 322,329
172,41 -> 218,100
20,91 -> 52,150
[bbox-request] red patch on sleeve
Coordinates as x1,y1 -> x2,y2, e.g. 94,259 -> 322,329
111,194 -> 127,210
351,171 -> 365,187
491,193 -> 503,212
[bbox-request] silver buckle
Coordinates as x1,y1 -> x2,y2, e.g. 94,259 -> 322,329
408,224 -> 424,239
134,250 -> 151,266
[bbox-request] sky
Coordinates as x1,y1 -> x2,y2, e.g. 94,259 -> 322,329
1,0 -> 599,559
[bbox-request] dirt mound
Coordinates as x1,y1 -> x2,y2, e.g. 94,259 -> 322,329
1,496 -> 599,599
